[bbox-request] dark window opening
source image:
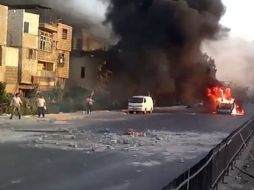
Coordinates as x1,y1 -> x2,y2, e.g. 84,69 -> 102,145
24,22 -> 29,33
62,29 -> 68,40
28,49 -> 36,60
81,67 -> 85,79
41,62 -> 54,71
58,53 -> 65,66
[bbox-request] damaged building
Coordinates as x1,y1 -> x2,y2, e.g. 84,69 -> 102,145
68,29 -> 108,91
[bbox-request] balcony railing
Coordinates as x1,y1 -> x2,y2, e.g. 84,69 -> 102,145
38,51 -> 56,62
37,70 -> 55,78
39,23 -> 57,33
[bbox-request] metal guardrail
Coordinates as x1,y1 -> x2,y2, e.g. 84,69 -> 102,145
163,118 -> 254,190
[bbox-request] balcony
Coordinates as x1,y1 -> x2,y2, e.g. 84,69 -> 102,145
39,23 -> 57,33
38,51 -> 56,63
37,70 -> 55,78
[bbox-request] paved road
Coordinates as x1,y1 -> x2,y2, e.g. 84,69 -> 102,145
0,105 -> 254,190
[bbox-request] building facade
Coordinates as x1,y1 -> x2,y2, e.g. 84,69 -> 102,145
34,22 -> 72,91
8,9 -> 39,94
3,7 -> 72,95
68,54 -> 102,91
0,5 -> 19,93
68,28 -> 107,91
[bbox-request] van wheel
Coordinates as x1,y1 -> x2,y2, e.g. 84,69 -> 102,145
129,111 -> 134,114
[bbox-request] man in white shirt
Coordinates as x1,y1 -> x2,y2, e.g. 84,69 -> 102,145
10,93 -> 22,120
86,96 -> 94,114
37,95 -> 46,118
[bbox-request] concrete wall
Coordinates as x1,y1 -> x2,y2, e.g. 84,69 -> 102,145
0,5 -> 8,46
0,66 -> 5,82
55,23 -> 72,80
57,23 -> 72,51
20,48 -> 38,84
8,10 -> 24,47
0,46 -> 19,93
8,10 -> 39,48
23,12 -> 39,49
5,47 -> 19,93
56,51 -> 70,79
8,10 -> 39,85
3,46 -> 19,67
5,83 -> 17,94
68,56 -> 101,91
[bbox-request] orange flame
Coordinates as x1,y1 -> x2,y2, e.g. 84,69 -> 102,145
207,85 -> 245,116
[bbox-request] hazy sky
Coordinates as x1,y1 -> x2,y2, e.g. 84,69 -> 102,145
89,0 -> 253,41
221,0 -> 254,41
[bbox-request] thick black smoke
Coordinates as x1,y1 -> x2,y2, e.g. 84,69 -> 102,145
105,0 -> 225,105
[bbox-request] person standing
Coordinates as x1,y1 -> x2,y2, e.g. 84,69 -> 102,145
86,96 -> 94,114
37,95 -> 46,118
10,93 -> 22,120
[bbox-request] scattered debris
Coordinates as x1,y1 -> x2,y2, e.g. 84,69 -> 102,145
68,143 -> 78,148
127,129 -> 146,137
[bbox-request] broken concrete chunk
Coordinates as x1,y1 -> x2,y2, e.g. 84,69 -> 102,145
68,143 -> 78,148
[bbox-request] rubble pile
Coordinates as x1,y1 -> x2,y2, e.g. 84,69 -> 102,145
26,128 -> 228,161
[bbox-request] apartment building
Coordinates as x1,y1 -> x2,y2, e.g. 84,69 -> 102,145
34,22 -> 72,91
0,4 -> 19,94
8,9 -> 39,94
5,7 -> 72,94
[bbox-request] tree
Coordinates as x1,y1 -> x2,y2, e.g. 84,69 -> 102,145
0,82 -> 8,104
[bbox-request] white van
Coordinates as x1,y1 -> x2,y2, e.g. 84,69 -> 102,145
128,96 -> 154,114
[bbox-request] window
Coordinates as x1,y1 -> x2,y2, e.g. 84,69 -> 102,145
62,29 -> 68,40
40,62 -> 54,71
39,31 -> 53,52
27,49 -> 36,60
24,22 -> 29,33
58,53 -> 65,66
81,67 -> 86,79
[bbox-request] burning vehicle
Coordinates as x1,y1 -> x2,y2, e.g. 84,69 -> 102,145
207,85 -> 245,115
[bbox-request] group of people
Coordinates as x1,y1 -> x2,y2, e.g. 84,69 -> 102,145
10,93 -> 47,120
9,93 -> 95,120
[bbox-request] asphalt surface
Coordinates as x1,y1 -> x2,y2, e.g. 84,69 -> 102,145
0,105 -> 254,190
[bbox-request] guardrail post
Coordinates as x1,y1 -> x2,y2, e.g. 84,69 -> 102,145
225,169 -> 229,176
186,169 -> 190,190
230,163 -> 234,170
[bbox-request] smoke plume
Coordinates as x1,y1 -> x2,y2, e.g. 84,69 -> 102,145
203,38 -> 254,97
105,0 -> 225,104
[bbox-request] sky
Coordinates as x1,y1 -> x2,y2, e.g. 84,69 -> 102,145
221,0 -> 254,41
